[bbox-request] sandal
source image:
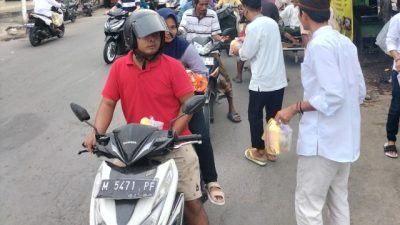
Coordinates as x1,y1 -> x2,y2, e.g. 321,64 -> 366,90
245,148 -> 268,166
206,182 -> 225,206
384,143 -> 398,158
232,77 -> 243,83
227,112 -> 241,123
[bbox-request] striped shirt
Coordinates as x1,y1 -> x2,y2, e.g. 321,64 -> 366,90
179,9 -> 221,42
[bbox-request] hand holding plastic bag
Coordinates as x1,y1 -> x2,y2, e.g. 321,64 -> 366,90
262,118 -> 293,155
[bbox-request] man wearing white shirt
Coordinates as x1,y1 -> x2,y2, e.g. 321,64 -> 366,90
275,0 -> 366,224
231,0 -> 287,165
33,0 -> 62,27
383,12 -> 400,158
279,0 -> 302,45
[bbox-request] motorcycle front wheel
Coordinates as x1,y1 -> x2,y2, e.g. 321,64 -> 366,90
103,39 -> 118,64
29,27 -> 41,46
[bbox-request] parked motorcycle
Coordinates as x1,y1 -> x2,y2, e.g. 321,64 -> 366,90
26,7 -> 65,46
62,0 -> 78,22
70,95 -> 205,225
82,0 -> 93,17
103,8 -> 129,64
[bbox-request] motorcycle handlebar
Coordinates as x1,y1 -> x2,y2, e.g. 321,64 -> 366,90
175,134 -> 202,142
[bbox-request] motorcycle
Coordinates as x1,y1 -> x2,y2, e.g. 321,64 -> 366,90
62,0 -> 78,22
70,95 -> 205,225
191,29 -> 236,131
216,5 -> 238,54
82,0 -> 94,17
26,7 -> 65,46
103,8 -> 129,64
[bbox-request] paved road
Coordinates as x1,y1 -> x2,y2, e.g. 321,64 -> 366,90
0,10 -> 399,225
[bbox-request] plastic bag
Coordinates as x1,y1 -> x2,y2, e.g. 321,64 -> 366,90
262,118 -> 293,155
186,69 -> 208,93
375,19 -> 391,56
140,116 -> 164,130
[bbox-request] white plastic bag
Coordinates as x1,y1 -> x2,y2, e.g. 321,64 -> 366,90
262,118 -> 293,155
375,19 -> 391,56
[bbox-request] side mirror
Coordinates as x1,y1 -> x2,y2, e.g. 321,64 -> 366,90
70,103 -> 90,122
182,95 -> 206,115
70,102 -> 99,134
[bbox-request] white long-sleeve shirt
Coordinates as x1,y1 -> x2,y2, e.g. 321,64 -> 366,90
298,26 -> 366,163
239,15 -> 287,92
279,4 -> 300,28
33,0 -> 61,17
386,12 -> 400,70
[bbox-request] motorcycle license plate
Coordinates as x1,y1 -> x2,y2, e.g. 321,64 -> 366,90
96,179 -> 158,199
26,23 -> 34,28
201,57 -> 214,66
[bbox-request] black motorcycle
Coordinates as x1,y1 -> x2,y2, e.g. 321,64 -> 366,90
190,29 -> 236,131
62,0 -> 78,22
103,8 -> 129,64
82,0 -> 93,17
26,7 -> 65,46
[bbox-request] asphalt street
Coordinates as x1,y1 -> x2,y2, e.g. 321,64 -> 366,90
0,10 -> 399,225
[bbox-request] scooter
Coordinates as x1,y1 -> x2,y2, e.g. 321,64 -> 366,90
62,0 -> 78,22
82,0 -> 93,17
70,95 -> 205,225
103,8 -> 129,64
26,7 -> 65,46
191,29 -> 236,131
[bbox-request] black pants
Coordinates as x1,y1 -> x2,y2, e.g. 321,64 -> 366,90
386,70 -> 400,142
189,110 -> 218,184
248,88 -> 285,149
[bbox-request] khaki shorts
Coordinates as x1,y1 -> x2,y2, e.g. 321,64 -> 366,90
151,145 -> 202,201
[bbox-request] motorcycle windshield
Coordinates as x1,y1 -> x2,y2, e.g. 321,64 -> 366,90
112,124 -> 159,164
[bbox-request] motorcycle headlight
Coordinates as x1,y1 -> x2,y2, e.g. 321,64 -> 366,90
141,163 -> 174,225
153,163 -> 174,208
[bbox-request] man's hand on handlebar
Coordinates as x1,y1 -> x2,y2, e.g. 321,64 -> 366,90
84,132 -> 96,152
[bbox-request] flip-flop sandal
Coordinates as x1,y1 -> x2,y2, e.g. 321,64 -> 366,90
232,78 -> 243,83
206,182 -> 225,206
245,148 -> 268,166
384,143 -> 398,158
227,112 -> 241,123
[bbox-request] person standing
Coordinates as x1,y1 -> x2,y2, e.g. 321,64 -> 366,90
383,11 -> 400,158
233,0 -> 279,83
275,0 -> 366,224
231,0 -> 287,165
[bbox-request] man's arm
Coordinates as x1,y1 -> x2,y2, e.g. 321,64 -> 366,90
172,92 -> 194,135
47,0 -> 61,8
84,97 -> 117,150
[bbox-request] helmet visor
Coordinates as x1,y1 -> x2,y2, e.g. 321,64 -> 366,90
133,14 -> 168,38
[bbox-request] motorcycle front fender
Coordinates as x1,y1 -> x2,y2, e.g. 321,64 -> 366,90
104,35 -> 118,43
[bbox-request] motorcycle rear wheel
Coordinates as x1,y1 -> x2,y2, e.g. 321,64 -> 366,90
103,39 -> 118,64
29,27 -> 41,46
57,24 -> 65,38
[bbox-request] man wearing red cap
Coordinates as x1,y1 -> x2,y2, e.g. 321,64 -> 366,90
275,0 -> 366,224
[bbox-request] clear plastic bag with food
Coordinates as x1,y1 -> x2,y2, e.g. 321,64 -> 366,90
140,116 -> 164,130
262,118 -> 293,155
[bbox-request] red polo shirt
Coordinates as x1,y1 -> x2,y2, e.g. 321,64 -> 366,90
102,51 -> 194,135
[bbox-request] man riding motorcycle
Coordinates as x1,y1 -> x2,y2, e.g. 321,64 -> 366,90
84,9 -> 209,225
33,0 -> 63,29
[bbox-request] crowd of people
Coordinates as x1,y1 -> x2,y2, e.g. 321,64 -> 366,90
62,0 -> 400,223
